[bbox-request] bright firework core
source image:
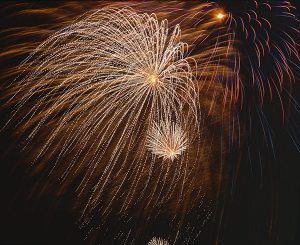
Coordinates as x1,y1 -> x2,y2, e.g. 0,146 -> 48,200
216,10 -> 226,21
167,149 -> 177,160
147,73 -> 159,86
217,13 -> 224,19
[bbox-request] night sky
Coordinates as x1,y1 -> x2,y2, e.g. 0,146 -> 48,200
0,1 -> 300,245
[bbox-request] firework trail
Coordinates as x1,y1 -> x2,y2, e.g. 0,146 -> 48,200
0,1 -> 299,244
215,1 -> 300,206
1,6 -> 212,244
229,1 -> 299,106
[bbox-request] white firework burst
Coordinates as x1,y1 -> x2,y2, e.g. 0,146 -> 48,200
148,237 -> 169,245
146,120 -> 188,161
5,7 -> 198,224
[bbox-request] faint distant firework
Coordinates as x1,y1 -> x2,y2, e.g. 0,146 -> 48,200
148,237 -> 169,245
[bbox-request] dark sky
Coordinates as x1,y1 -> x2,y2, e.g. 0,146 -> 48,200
0,1 -> 299,245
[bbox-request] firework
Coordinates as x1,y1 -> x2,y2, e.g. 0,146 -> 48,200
148,237 -> 169,245
2,7 -> 202,231
0,3 -> 238,244
146,120 -> 188,161
1,1 -> 298,245
229,1 -> 299,107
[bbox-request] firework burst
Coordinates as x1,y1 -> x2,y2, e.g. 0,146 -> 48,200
229,0 -> 299,106
148,237 -> 169,245
2,7 -> 202,232
146,120 -> 188,161
0,3 -> 240,244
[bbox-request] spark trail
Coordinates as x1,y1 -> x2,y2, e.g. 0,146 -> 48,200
3,7 -> 202,236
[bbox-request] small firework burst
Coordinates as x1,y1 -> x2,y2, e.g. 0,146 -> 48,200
148,237 -> 169,245
146,120 -> 188,161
